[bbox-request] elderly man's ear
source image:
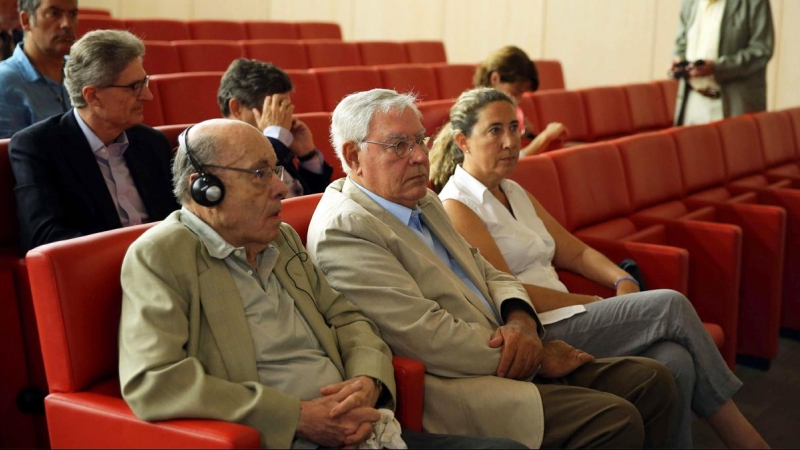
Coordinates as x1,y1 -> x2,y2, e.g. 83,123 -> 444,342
343,141 -> 362,175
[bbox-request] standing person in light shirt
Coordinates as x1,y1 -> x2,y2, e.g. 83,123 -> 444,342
670,0 -> 774,125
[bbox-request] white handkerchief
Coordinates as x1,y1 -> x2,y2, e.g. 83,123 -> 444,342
537,305 -> 587,325
359,408 -> 407,449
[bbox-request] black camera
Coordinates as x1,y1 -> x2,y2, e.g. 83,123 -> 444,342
670,59 -> 705,79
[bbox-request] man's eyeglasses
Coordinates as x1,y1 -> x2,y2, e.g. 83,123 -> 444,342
106,75 -> 150,97
362,137 -> 431,158
203,163 -> 285,182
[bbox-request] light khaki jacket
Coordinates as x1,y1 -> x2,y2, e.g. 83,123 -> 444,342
119,211 -> 395,449
307,178 -> 545,448
674,0 -> 774,123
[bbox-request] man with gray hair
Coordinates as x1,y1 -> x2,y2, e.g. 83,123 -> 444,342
9,29 -> 178,252
0,0 -> 76,137
306,88 -> 677,448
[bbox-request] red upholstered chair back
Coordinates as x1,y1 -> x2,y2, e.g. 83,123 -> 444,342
549,143 -> 634,234
142,41 -> 182,75
416,99 -> 454,140
27,224 -> 156,394
173,40 -> 244,72
245,21 -> 299,40
668,124 -> 728,199
152,72 -> 224,125
312,67 -> 382,112
532,59 -> 565,90
531,90 -> 589,142
284,70 -> 324,114
615,132 -> 684,211
579,86 -> 634,141
519,93 -> 543,138
404,41 -> 447,63
378,64 -> 440,102
787,107 -> 800,157
358,41 -> 409,66
0,139 -> 18,248
714,115 -> 767,183
432,63 -> 477,100
293,112 -> 344,181
623,83 -> 671,132
77,15 -> 124,37
753,111 -> 797,169
297,22 -> 342,40
126,19 -> 191,41
243,40 -> 309,70
509,155 -> 567,226
155,123 -> 193,151
304,40 -> 361,68
188,20 -> 246,40
281,194 -> 324,245
653,79 -> 679,122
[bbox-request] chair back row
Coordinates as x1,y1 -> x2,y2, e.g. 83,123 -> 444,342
142,39 -> 450,74
79,16 -> 342,41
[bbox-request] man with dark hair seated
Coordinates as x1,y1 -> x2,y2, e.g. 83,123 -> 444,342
9,29 -> 178,252
218,58 -> 333,198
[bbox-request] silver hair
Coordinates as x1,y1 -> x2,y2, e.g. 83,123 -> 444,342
64,29 -> 144,108
172,128 -> 221,205
18,0 -> 41,24
330,88 -> 420,175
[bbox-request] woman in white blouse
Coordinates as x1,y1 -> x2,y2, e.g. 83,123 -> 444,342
429,87 -> 768,449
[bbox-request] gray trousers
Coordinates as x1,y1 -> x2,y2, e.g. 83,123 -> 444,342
543,289 -> 742,449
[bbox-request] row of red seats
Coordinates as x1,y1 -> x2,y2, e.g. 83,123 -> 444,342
509,109 -> 800,370
78,15 -> 343,41
143,39 -> 450,74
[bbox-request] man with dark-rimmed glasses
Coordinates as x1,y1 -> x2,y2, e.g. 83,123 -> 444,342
9,29 -> 178,252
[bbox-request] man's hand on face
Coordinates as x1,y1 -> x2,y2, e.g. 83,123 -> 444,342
289,118 -> 316,158
252,93 -> 294,132
489,309 -> 545,380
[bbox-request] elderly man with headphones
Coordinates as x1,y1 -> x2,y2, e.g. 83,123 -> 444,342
117,118 -> 525,450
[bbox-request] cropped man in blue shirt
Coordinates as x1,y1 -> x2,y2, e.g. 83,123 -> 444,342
0,0 -> 76,138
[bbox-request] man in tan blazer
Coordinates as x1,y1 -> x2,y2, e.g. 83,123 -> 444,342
306,89 -> 677,449
118,119 -> 524,449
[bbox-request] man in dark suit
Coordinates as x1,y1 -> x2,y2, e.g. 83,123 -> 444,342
217,58 -> 333,198
9,29 -> 178,252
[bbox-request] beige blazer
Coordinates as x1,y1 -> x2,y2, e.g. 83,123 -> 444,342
119,211 -> 395,449
306,178 -> 545,448
674,0 -> 774,123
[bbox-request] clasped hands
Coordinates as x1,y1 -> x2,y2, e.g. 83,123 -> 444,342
296,376 -> 382,448
490,310 -> 594,380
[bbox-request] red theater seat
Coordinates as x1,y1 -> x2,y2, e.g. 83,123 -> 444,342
188,20 -> 246,40
296,22 -> 342,40
77,15 -> 124,37
530,90 -> 589,143
416,99 -> 454,140
304,40 -> 361,69
579,86 -> 634,141
312,67 -> 382,112
155,123 -> 193,150
173,40 -> 244,73
754,111 -> 800,180
357,41 -> 409,66
623,82 -> 671,132
404,41 -> 447,64
284,70 -> 324,114
653,79 -> 679,124
432,63 -> 476,100
242,39 -> 309,70
549,143 -> 741,367
245,21 -> 299,40
378,64 -> 440,102
151,72 -> 224,125
532,60 -> 565,91
125,19 -> 190,41
142,41 -> 182,75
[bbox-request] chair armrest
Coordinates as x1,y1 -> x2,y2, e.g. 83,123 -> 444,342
45,392 -> 261,448
392,355 -> 425,432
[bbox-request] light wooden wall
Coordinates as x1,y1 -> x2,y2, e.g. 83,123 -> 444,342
79,0 -> 799,110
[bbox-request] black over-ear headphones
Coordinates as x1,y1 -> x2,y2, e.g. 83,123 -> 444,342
179,125 -> 225,207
